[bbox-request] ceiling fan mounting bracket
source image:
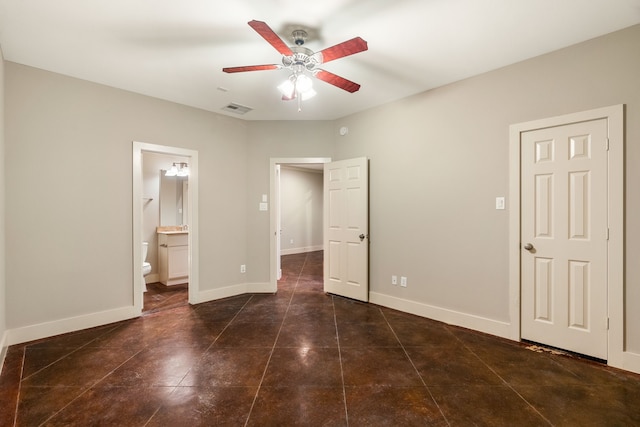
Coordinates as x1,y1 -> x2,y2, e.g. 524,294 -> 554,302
292,29 -> 308,46
280,23 -> 321,44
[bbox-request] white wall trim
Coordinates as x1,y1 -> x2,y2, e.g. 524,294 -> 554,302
281,245 -> 324,256
0,331 -> 8,375
143,273 -> 160,285
3,281 -> 272,349
622,351 -> 640,375
192,282 -> 273,304
5,306 -> 139,346
370,292 -> 512,339
509,104 -> 625,369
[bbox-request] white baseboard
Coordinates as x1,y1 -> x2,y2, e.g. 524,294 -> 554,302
4,281 -> 273,348
6,306 -> 140,347
0,330 -> 8,375
622,350 -> 640,375
144,273 -> 160,284
369,292 -> 512,340
191,282 -> 273,305
281,245 -> 323,256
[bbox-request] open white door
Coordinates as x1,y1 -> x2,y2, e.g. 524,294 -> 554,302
323,157 -> 369,302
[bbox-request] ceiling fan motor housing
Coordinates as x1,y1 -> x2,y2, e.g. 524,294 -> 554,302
282,46 -> 321,71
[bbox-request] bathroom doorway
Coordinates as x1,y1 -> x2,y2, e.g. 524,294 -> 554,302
133,142 -> 199,314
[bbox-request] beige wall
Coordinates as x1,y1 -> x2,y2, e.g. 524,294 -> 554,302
333,24 -> 640,352
5,63 -> 249,328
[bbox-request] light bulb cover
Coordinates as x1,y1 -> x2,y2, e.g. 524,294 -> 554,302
295,74 -> 313,93
301,88 -> 317,100
278,79 -> 295,98
165,164 -> 178,176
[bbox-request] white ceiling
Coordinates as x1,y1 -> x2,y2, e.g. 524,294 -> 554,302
1,0 -> 639,121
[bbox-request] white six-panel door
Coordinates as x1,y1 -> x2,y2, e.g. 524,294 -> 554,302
521,118 -> 608,360
324,157 -> 369,302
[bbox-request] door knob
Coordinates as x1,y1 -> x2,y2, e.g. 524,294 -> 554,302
523,243 -> 534,251
359,234 -> 366,241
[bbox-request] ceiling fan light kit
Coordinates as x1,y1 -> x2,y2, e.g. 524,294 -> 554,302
223,20 -> 368,112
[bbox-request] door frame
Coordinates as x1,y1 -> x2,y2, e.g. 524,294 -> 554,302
508,105 -> 624,367
269,157 -> 331,291
133,141 -> 199,312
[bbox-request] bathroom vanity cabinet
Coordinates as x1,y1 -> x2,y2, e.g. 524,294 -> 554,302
157,231 -> 189,286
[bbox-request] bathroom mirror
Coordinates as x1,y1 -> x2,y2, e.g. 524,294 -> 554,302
160,172 -> 189,226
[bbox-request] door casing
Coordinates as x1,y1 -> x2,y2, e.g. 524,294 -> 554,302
508,105 -> 624,368
269,157 -> 331,292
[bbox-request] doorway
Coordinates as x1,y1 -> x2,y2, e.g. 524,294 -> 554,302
508,105 -> 624,366
133,141 -> 199,314
270,158 -> 331,291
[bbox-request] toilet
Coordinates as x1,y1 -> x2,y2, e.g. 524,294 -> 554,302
142,242 -> 152,292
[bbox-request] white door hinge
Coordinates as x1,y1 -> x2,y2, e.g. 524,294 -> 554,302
605,138 -> 610,151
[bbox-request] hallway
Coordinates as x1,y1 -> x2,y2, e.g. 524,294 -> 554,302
1,251 -> 639,425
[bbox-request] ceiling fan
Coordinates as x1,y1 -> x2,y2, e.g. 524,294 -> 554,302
223,20 -> 368,108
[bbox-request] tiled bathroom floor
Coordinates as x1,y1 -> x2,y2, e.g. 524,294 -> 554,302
1,251 -> 640,425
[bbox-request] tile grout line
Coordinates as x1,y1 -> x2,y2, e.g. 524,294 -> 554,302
11,347 -> 26,427
449,332 -> 554,426
145,295 -> 256,426
332,295 -> 350,426
18,323 -> 125,425
36,346 -> 148,426
243,252 -> 304,427
379,309 -> 451,427
20,323 -> 122,382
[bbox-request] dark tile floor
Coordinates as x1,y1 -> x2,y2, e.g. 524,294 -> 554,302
143,281 -> 189,314
1,251 -> 640,426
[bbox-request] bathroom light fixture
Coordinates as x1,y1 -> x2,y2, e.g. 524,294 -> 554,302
165,162 -> 189,177
177,163 -> 190,177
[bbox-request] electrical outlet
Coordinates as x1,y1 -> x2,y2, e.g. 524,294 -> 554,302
391,275 -> 398,285
240,264 -> 246,273
400,276 -> 407,287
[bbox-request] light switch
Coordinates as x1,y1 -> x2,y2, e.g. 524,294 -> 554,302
495,197 -> 505,210
262,194 -> 268,202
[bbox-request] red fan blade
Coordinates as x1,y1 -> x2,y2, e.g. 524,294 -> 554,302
314,70 -> 361,93
248,20 -> 293,56
316,37 -> 368,63
223,64 -> 280,73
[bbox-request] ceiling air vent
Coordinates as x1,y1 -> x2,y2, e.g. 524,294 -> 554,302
222,103 -> 253,115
